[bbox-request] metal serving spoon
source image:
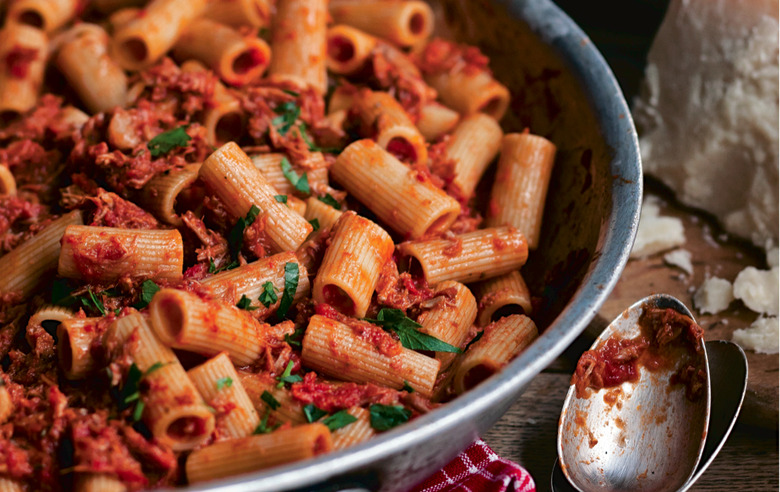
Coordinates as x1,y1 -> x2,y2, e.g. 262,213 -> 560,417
555,294 -> 712,492
552,339 -> 748,491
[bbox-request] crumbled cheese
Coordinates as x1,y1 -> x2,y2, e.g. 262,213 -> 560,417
630,197 -> 686,258
663,249 -> 693,275
732,316 -> 779,354
733,266 -> 779,316
633,0 -> 779,251
694,277 -> 734,314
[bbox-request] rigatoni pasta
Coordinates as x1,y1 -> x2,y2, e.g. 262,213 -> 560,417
0,1 -> 562,488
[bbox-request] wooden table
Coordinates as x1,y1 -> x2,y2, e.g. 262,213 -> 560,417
485,186 -> 779,491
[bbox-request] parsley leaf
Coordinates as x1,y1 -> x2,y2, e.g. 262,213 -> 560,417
298,122 -> 341,153
52,279 -> 73,306
369,404 -> 411,431
274,194 -> 288,204
322,410 -> 358,431
217,377 -> 233,390
147,126 -> 191,157
119,363 -> 144,410
402,381 -> 415,393
236,295 -> 258,311
261,390 -> 280,410
227,204 -> 261,263
317,194 -> 340,210
144,362 -> 168,377
303,404 -> 328,423
282,89 -> 300,98
132,401 -> 145,422
82,288 -> 106,316
284,325 -> 305,348
279,157 -> 310,195
258,281 -> 278,308
277,262 -> 299,318
271,101 -> 300,135
134,280 -> 160,309
308,218 -> 320,232
253,410 -> 281,434
364,308 -> 462,353
276,360 -> 302,388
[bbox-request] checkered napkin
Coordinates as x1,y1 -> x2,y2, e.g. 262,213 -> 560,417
412,439 -> 536,492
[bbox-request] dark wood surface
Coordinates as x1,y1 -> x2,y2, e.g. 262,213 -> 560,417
485,188 -> 779,490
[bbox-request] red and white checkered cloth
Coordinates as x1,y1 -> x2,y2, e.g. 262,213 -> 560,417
412,440 -> 536,492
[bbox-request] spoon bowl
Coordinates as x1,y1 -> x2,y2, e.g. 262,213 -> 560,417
557,294 -> 711,492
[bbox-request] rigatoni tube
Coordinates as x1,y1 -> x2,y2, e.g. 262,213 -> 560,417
268,0 -> 328,94
57,317 -> 103,380
106,313 -> 215,450
186,424 -> 332,483
201,252 -> 309,313
302,315 -> 440,397
329,0 -> 433,48
452,314 -> 538,394
187,352 -> 260,440
55,25 -> 128,114
203,0 -> 272,29
0,210 -> 82,300
398,226 -> 528,284
326,25 -> 377,75
303,196 -> 343,231
148,288 -> 268,366
139,164 -> 201,227
353,89 -> 428,166
7,0 -> 80,33
416,102 -> 460,142
0,24 -> 48,119
485,133 -> 557,250
173,19 -> 271,86
417,281 -> 477,370
331,139 -> 459,239
251,153 -> 329,197
199,142 -> 313,253
237,371 -> 307,425
331,406 -> 376,450
313,211 -> 394,317
446,113 -> 503,199
58,225 -> 183,283
111,0 -> 208,70
474,270 -> 533,326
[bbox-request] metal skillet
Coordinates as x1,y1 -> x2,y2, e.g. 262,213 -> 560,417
182,0 -> 643,490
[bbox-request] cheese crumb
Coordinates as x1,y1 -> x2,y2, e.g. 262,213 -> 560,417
732,316 -> 779,354
663,249 -> 693,275
694,277 -> 734,314
633,0 -> 779,250
630,197 -> 686,258
733,266 -> 779,316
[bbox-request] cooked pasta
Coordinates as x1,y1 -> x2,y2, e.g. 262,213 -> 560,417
0,2 -> 557,489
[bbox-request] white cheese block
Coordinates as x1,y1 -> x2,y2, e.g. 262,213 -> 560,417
733,266 -> 779,316
663,249 -> 693,275
633,0 -> 779,250
733,316 -> 779,354
694,276 -> 734,314
630,197 -> 686,258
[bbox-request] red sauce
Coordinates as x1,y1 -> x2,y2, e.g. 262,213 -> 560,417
386,137 -> 417,164
291,373 -> 400,412
327,35 -> 355,63
4,45 -> 38,78
572,306 -> 705,401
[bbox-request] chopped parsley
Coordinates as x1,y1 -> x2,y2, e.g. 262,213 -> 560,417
276,360 -> 302,388
227,204 -> 261,264
369,404 -> 411,431
322,410 -> 358,431
216,377 -> 233,390
253,410 -> 280,434
118,362 -> 169,422
308,218 -> 320,231
276,262 -> 299,318
279,157 -> 310,195
133,280 -> 160,309
258,281 -> 278,308
317,194 -> 340,210
364,308 -> 462,353
284,325 -> 305,348
402,381 -> 415,393
261,390 -> 280,410
147,126 -> 191,157
274,194 -> 288,204
236,295 -> 258,311
84,288 -> 106,316
303,404 -> 328,423
271,101 -> 300,135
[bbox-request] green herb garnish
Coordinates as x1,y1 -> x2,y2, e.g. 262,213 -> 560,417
303,404 -> 328,423
274,194 -> 288,204
308,218 -> 320,232
258,281 -> 278,308
236,295 -> 258,311
279,157 -> 310,195
227,204 -> 261,263
276,262 -> 299,318
271,101 -> 300,135
369,404 -> 411,431
322,410 -> 358,431
147,126 -> 191,157
261,390 -> 280,410
276,360 -> 302,388
134,280 -> 160,309
364,308 -> 462,353
317,194 -> 340,210
217,377 -> 233,390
